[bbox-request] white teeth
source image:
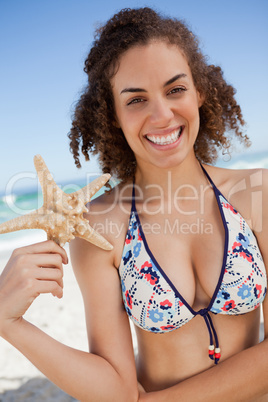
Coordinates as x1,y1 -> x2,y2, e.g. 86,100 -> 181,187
146,127 -> 182,145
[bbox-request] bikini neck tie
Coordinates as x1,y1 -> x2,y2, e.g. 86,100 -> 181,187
198,309 -> 221,364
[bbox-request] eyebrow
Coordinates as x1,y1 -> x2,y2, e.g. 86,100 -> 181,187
165,73 -> 187,87
120,73 -> 187,95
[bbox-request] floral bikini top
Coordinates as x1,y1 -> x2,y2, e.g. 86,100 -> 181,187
118,165 -> 267,364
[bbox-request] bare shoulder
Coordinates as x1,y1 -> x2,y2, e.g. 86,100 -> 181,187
204,164 -> 268,231
205,163 -> 267,189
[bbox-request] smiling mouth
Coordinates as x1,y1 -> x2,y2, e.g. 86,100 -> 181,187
145,127 -> 183,145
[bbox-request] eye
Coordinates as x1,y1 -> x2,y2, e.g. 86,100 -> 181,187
168,86 -> 186,95
126,97 -> 145,106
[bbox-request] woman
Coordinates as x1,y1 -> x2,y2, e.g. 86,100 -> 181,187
0,7 -> 267,401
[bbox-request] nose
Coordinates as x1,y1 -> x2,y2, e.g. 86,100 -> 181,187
149,98 -> 174,127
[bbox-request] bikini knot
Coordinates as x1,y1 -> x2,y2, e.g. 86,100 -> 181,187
198,308 -> 209,317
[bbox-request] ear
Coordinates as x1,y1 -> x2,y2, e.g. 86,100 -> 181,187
197,91 -> 205,108
112,117 -> 120,128
112,121 -> 121,128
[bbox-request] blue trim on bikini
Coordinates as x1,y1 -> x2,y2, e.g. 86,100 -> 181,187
131,164 -> 229,316
120,164 -> 267,364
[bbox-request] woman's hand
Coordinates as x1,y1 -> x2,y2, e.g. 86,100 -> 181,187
0,240 -> 68,336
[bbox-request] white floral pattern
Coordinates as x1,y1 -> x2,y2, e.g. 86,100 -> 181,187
119,188 -> 267,334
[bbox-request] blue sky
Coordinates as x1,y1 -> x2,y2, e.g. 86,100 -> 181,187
0,0 -> 267,193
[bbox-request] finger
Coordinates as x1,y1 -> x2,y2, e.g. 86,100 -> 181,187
15,258 -> 64,289
14,253 -> 64,277
12,240 -> 68,264
33,279 -> 64,299
30,253 -> 64,276
35,267 -> 64,289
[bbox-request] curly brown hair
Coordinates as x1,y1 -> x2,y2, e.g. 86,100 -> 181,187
68,7 -> 250,182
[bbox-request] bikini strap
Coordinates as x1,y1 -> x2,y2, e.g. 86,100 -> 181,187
131,178 -> 137,211
200,163 -> 217,190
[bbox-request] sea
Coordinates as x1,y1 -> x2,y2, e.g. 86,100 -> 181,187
0,150 -> 267,257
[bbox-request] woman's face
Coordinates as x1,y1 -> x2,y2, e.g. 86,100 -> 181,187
111,41 -> 203,171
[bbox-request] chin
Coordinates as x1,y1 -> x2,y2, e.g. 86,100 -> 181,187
152,152 -> 194,170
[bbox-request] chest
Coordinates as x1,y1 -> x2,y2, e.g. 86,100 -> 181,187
119,188 -> 267,333
134,195 -> 225,308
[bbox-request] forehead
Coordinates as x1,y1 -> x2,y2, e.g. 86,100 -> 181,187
111,41 -> 192,88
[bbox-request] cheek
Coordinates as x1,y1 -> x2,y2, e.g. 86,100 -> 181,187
115,105 -> 134,132
118,115 -> 142,144
118,123 -> 137,152
182,98 -> 200,124
123,132 -> 140,153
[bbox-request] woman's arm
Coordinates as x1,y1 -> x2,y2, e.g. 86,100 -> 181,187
2,317 -> 136,401
70,234 -> 139,401
141,335 -> 268,402
0,239 -> 139,402
140,169 -> 268,402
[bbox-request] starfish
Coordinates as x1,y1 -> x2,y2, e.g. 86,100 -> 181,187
0,155 -> 113,250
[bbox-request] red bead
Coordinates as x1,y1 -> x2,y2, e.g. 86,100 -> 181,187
209,350 -> 214,356
214,353 -> 221,359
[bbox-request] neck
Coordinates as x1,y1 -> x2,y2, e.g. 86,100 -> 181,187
134,155 -> 208,199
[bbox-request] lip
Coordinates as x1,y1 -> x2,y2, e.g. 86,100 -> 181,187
144,125 -> 183,137
144,126 -> 184,150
